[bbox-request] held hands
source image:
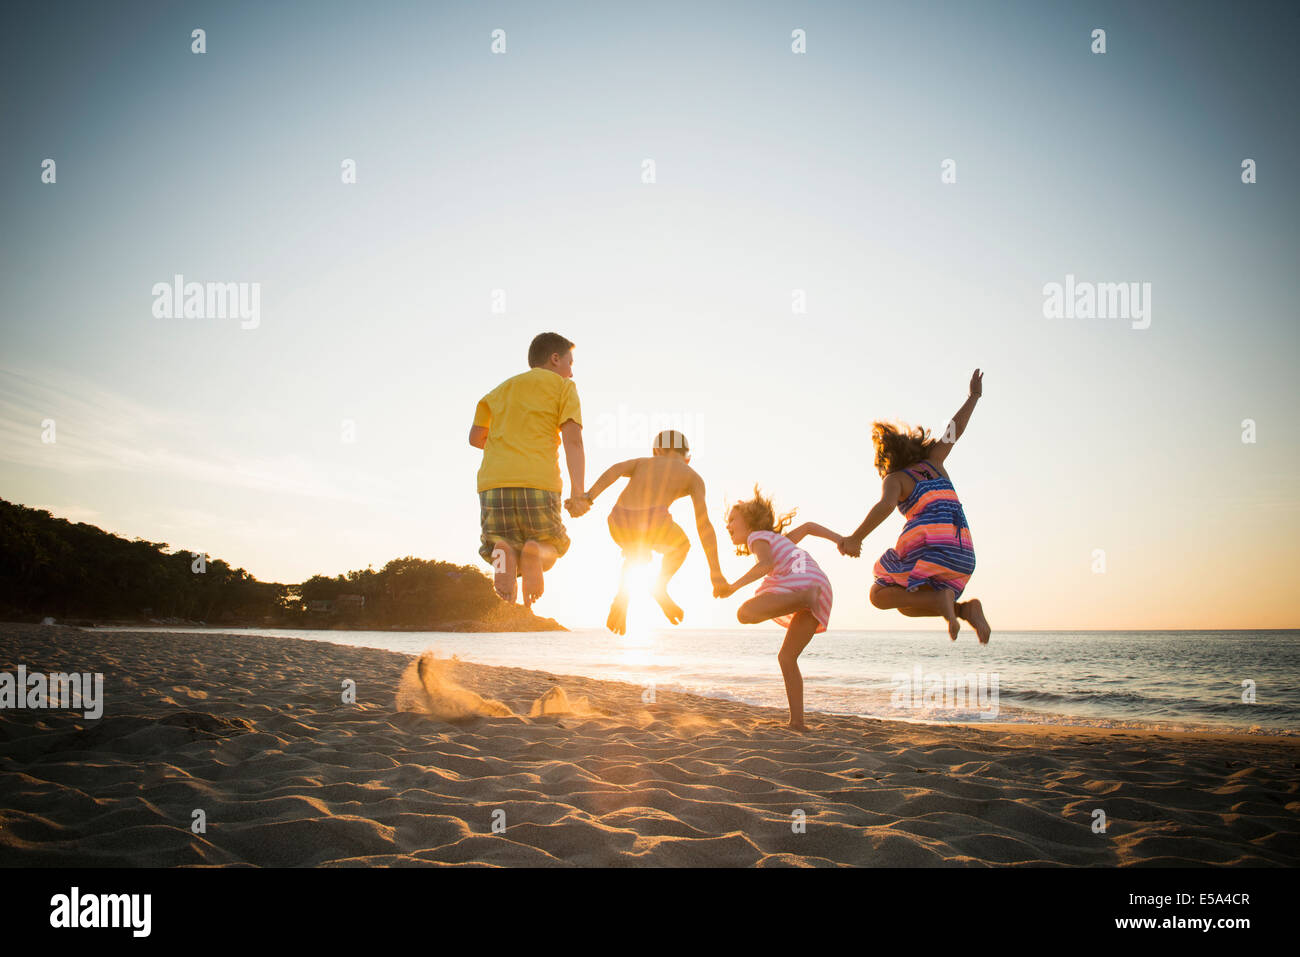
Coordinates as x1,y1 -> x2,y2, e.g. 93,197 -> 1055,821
838,534 -> 862,558
564,493 -> 592,518
969,368 -> 983,397
711,573 -> 733,598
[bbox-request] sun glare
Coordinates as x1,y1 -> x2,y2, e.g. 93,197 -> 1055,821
619,563 -> 660,647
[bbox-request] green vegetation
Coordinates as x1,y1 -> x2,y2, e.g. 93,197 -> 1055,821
0,498 -> 562,631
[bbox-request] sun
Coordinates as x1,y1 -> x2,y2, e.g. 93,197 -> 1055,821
542,502 -> 724,632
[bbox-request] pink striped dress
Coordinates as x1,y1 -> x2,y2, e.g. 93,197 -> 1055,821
746,530 -> 833,633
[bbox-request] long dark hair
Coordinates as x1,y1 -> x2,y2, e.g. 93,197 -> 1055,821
871,421 -> 936,477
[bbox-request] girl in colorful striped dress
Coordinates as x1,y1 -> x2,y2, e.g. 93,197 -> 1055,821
840,369 -> 992,643
716,487 -> 845,731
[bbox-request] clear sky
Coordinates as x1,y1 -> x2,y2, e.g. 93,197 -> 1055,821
2,0 -> 1297,630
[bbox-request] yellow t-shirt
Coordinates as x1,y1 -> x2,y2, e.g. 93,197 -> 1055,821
473,367 -> 583,493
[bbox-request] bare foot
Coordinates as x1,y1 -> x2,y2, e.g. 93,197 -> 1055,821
651,582 -> 684,625
520,541 -> 545,607
938,587 -> 960,640
959,598 -> 991,644
491,545 -> 517,603
606,592 -> 629,635
787,720 -> 808,732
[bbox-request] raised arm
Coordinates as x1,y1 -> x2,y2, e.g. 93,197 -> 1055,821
688,474 -> 725,585
839,472 -> 905,557
929,368 -> 982,468
787,522 -> 846,548
585,459 -> 637,502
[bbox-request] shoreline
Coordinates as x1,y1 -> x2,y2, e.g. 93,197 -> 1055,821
82,623 -> 1298,739
2,623 -> 1298,866
35,617 -> 568,634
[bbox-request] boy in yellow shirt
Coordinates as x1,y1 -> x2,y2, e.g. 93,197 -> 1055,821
469,332 -> 587,606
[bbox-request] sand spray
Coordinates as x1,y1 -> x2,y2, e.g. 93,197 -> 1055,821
396,650 -> 593,721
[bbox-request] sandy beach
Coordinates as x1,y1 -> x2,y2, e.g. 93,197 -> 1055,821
1,622 -> 1297,867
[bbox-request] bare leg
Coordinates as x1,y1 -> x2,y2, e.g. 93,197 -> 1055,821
606,555 -> 639,635
737,586 -> 819,625
490,543 -> 518,603
520,540 -> 558,608
778,611 -> 818,731
651,531 -> 689,625
870,582 -> 960,640
957,598 -> 991,644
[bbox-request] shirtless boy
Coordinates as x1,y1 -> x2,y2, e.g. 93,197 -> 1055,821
577,430 -> 726,634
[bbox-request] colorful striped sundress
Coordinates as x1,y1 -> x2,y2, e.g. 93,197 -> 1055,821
873,460 -> 976,598
746,530 -> 833,633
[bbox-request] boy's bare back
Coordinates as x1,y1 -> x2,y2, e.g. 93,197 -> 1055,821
615,455 -> 701,510
584,436 -> 728,631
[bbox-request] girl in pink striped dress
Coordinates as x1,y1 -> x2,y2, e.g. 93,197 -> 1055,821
716,487 -> 845,731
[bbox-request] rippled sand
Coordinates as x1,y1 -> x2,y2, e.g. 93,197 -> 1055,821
1,623 -> 1297,867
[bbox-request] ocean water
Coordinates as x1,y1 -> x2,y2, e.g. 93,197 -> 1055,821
93,625 -> 1300,735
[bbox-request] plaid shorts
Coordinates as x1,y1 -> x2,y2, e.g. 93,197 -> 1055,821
478,487 -> 571,569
